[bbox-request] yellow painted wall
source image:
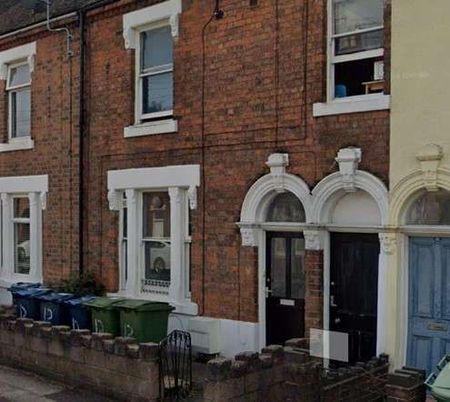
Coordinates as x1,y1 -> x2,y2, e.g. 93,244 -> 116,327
390,0 -> 450,188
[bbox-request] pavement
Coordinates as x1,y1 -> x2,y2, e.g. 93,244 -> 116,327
0,365 -> 116,402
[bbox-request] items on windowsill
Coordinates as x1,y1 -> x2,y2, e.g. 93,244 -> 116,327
335,84 -> 348,98
362,80 -> 384,94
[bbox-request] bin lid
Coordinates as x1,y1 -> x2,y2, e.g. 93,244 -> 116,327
114,299 -> 174,312
433,363 -> 450,390
84,296 -> 125,310
16,288 -> 51,297
36,292 -> 74,302
8,282 -> 41,292
65,296 -> 97,306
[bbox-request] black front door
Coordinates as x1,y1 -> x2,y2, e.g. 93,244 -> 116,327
266,232 -> 305,345
330,233 -> 379,364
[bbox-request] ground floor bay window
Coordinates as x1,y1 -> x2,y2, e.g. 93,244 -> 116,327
0,175 -> 47,303
108,165 -> 199,315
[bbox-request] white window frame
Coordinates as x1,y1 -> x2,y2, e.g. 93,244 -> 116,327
139,189 -> 172,295
6,60 -> 32,141
137,22 -> 174,122
109,165 -> 199,315
122,0 -> 181,137
11,195 -> 31,276
119,193 -> 128,291
313,0 -> 389,117
0,175 -> 47,288
0,42 -> 35,152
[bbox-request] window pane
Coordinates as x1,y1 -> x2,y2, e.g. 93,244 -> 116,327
123,206 -> 127,238
143,192 -> 171,238
15,222 -> 30,274
144,240 -> 171,282
8,64 -> 31,87
141,27 -> 173,70
266,192 -> 306,222
335,29 -> 383,55
14,198 -> 30,219
11,89 -> 31,138
335,57 -> 383,97
142,72 -> 173,114
122,239 -> 128,284
291,238 -> 305,299
333,0 -> 384,35
406,190 -> 450,225
271,238 -> 287,298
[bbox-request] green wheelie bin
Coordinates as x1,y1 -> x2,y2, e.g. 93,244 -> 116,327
115,299 -> 174,343
84,297 -> 124,336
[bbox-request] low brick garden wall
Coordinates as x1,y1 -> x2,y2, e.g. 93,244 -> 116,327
0,309 -> 159,401
203,338 -> 426,402
0,305 -> 427,402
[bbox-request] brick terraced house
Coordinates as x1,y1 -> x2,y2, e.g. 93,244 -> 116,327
0,0 -> 395,367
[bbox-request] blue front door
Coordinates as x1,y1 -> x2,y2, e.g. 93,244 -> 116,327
407,237 -> 450,374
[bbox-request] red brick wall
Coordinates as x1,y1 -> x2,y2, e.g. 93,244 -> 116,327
0,0 -> 390,323
0,21 -> 81,285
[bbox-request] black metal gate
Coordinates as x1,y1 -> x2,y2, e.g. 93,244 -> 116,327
159,330 -> 192,400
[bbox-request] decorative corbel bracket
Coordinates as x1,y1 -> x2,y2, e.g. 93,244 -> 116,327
240,227 -> 257,247
304,229 -> 324,251
379,233 -> 397,255
237,223 -> 259,247
107,189 -> 122,211
40,192 -> 47,211
336,147 -> 362,193
188,186 -> 197,210
169,13 -> 180,42
416,144 -> 443,192
266,153 -> 289,193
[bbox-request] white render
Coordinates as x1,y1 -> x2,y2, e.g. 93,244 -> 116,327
168,314 -> 259,357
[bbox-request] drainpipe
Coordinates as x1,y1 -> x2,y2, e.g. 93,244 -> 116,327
77,0 -> 119,275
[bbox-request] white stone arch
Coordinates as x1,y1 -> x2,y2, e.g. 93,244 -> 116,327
312,170 -> 389,226
238,153 -> 312,246
389,168 -> 450,226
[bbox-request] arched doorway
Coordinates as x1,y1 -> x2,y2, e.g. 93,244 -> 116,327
238,153 -> 312,349
312,148 -> 389,363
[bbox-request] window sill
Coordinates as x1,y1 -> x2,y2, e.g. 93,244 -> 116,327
0,138 -> 34,153
124,119 -> 178,138
313,94 -> 390,117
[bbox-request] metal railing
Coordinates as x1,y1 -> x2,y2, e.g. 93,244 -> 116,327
159,330 -> 192,400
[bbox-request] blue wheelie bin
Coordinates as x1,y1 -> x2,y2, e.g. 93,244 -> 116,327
65,296 -> 96,330
12,287 -> 51,319
37,293 -> 75,325
8,282 -> 41,306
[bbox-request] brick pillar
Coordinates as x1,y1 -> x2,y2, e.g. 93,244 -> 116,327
304,249 -> 324,335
